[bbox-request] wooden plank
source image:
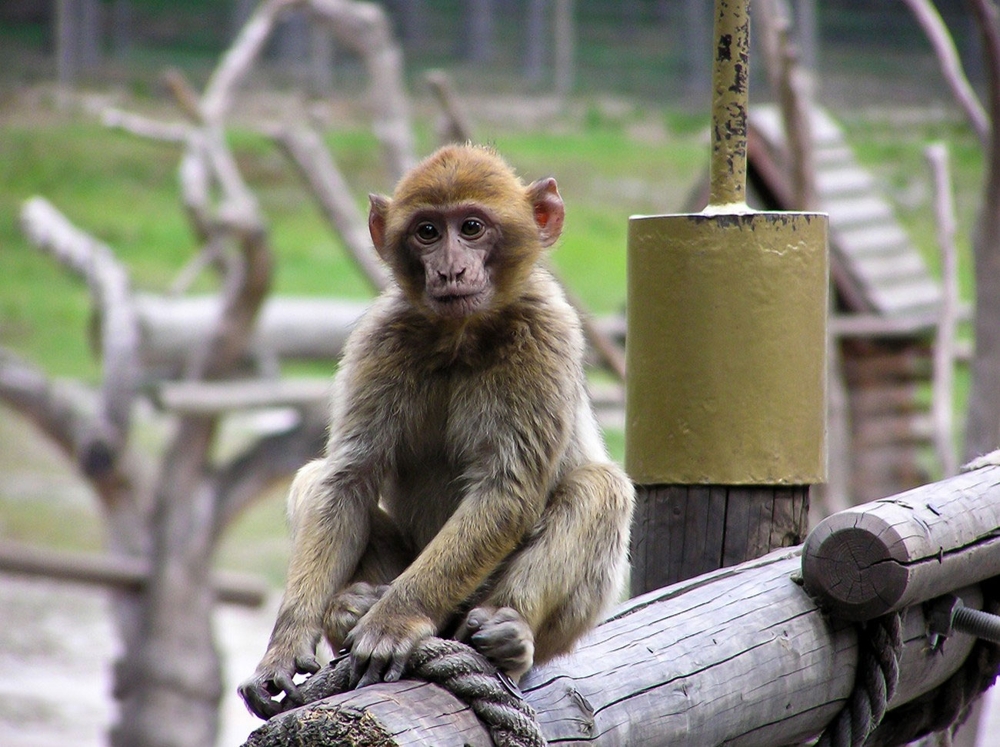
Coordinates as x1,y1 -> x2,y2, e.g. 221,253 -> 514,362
870,278 -> 942,315
853,413 -> 933,447
825,196 -> 896,228
803,459 -> 1000,619
843,350 -> 931,385
815,167 -> 876,197
849,383 -> 923,415
834,224 -> 911,257
851,250 -> 931,283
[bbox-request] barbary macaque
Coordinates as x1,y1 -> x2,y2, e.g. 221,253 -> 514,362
239,144 -> 634,719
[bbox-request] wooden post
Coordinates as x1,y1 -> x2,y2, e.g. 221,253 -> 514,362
626,0 -> 827,594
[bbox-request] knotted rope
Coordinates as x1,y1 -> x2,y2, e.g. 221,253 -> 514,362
294,637 -> 545,747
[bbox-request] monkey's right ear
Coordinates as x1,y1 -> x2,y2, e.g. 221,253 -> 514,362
368,194 -> 391,260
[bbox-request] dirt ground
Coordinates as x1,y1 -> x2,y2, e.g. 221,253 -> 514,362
0,572 -> 273,747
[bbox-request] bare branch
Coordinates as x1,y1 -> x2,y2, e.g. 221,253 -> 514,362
162,68 -> 205,124
963,0 -> 1000,460
903,0 -> 990,149
272,125 -> 390,291
0,540 -> 268,608
0,347 -> 88,457
213,413 -> 327,539
926,142 -> 960,477
203,0 -> 414,180
19,197 -> 141,473
425,69 -> 475,145
102,108 -> 189,143
755,0 -> 817,210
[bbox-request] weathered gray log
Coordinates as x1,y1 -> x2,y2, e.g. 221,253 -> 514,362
802,455 -> 1000,621
0,541 -> 268,607
117,294 -> 627,374
243,548 -> 981,746
120,294 -> 368,372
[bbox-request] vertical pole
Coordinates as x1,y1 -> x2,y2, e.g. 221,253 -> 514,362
627,0 -> 826,596
708,0 -> 750,208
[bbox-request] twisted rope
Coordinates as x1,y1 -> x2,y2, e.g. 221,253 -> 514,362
296,637 -> 545,747
816,579 -> 1000,747
865,580 -> 1000,747
815,613 -> 902,747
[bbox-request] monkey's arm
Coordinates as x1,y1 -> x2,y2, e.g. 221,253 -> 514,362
240,346 -> 395,718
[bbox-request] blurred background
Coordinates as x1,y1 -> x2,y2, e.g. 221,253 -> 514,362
1,1 -> 997,746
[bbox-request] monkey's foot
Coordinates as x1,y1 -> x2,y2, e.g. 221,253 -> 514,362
457,606 -> 535,680
322,582 -> 389,649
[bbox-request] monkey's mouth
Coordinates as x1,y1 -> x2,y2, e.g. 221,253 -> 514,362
428,289 -> 490,317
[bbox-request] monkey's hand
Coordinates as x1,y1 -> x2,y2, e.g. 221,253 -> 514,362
238,638 -> 322,720
344,600 -> 436,688
323,581 -> 390,649
457,606 -> 535,680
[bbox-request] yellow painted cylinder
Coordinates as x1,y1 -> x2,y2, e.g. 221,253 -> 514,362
625,211 -> 829,485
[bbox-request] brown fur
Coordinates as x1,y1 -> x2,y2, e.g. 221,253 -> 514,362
239,144 -> 634,719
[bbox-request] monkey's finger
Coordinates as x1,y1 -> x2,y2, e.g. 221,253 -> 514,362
354,654 -> 389,689
294,654 -> 321,675
272,671 -> 304,707
383,652 -> 408,683
239,679 -> 287,720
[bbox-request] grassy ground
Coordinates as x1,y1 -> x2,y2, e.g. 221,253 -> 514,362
0,85 -> 984,583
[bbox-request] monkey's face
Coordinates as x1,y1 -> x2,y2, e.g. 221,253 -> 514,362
403,205 -> 496,319
368,144 -> 565,321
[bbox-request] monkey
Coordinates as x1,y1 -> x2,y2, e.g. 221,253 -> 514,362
239,143 -> 635,720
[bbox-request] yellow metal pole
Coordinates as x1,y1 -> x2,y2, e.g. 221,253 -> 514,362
708,0 -> 749,209
626,0 -> 829,594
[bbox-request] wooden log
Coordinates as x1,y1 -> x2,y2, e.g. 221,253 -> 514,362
802,456 -> 1000,620
0,540 -> 268,608
244,549 -> 981,746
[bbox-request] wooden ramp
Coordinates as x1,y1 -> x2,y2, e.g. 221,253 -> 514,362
751,104 -> 941,317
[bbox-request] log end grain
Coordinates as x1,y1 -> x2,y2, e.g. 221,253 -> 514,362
243,703 -> 395,747
801,510 -> 909,620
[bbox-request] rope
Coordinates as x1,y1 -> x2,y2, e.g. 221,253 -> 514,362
815,613 -> 902,747
864,579 -> 1000,747
816,578 -> 1000,747
295,636 -> 546,747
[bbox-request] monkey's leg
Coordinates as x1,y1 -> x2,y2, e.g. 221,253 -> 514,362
469,463 -> 633,671
322,507 -> 414,650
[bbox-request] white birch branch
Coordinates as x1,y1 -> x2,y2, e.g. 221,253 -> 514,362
902,0 -> 990,149
926,142 -> 960,477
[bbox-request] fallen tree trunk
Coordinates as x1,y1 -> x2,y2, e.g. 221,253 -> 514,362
242,547 -> 982,746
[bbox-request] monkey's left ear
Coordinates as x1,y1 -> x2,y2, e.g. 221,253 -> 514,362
368,194 -> 391,260
528,177 -> 565,248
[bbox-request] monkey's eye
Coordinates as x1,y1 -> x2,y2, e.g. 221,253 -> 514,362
460,218 -> 485,238
414,222 -> 440,243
